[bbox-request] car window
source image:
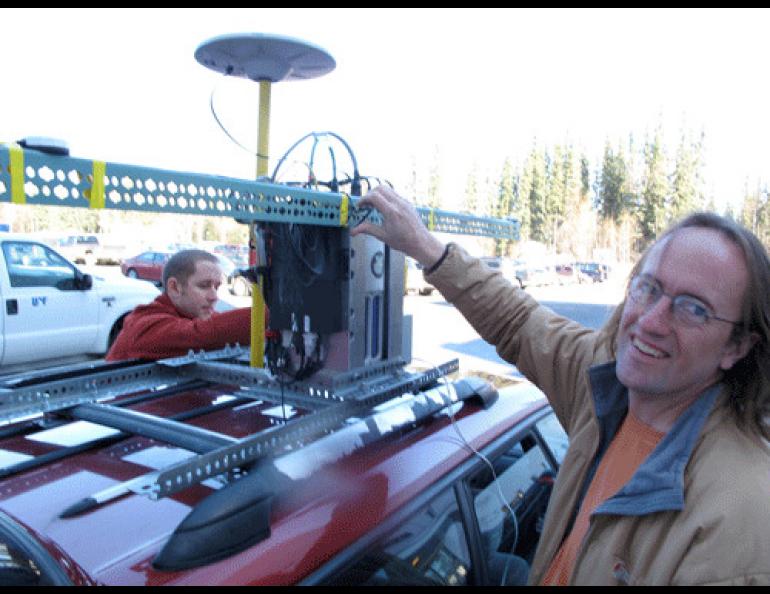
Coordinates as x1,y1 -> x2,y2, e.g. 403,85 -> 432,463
536,412 -> 569,465
2,241 -> 77,289
324,486 -> 471,586
466,431 -> 556,585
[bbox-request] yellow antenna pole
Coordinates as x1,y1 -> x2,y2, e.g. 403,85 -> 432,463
194,33 -> 336,370
250,79 -> 271,368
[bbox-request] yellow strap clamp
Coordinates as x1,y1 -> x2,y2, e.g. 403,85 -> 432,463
8,144 -> 26,205
339,193 -> 349,227
89,160 -> 106,209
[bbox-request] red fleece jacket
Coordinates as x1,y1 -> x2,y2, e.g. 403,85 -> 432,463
106,293 -> 251,361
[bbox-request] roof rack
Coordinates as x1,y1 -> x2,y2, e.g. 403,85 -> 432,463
0,345 -> 501,572
0,346 -> 464,497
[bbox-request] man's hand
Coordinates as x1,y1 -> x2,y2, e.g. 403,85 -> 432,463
351,185 -> 446,269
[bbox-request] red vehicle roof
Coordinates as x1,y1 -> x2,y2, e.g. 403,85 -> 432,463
0,365 -> 547,585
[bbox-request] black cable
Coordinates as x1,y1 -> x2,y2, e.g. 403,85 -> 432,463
271,132 -> 316,182
206,100 -> 375,202
271,131 -> 362,196
328,146 -> 338,193
308,135 -> 320,188
283,224 -> 325,286
209,80 -> 267,161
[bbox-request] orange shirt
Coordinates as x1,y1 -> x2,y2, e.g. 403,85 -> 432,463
542,411 -> 665,585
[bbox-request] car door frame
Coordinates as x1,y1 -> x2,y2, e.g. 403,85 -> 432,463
302,404 -> 561,586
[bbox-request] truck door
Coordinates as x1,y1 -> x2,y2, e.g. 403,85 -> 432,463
0,240 -> 99,366
0,278 -> 4,365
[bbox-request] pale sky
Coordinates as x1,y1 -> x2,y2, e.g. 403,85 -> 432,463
2,8 -> 768,213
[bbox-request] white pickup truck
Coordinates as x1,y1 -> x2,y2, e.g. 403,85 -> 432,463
0,233 -> 159,370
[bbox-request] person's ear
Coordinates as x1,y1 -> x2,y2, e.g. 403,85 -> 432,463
165,276 -> 182,298
720,331 -> 759,371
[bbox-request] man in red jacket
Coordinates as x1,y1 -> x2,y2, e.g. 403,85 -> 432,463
106,249 -> 251,361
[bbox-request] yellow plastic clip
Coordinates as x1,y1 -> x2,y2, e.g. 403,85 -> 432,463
9,144 -> 25,204
250,284 -> 266,368
90,161 -> 106,209
339,193 -> 349,227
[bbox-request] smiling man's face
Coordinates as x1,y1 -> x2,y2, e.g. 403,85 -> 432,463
615,227 -> 751,407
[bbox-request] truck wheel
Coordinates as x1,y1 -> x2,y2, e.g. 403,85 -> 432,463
107,316 -> 126,350
232,277 -> 250,297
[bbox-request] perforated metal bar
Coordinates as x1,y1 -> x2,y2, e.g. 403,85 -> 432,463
131,359 -> 459,499
0,347 -> 254,423
0,146 -> 519,239
0,362 -> 183,423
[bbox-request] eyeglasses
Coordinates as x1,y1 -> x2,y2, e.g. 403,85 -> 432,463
628,275 -> 743,328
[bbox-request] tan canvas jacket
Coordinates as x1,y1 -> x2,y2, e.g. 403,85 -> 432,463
426,244 -> 770,585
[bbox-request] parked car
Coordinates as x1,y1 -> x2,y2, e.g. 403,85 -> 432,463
555,264 -> 590,285
0,361 -> 566,586
213,253 -> 252,296
213,243 -> 249,262
0,233 -> 159,370
228,262 -> 253,297
576,262 -> 609,283
480,257 -> 558,289
213,253 -> 236,278
55,234 -> 100,265
479,256 -> 525,289
120,251 -> 173,285
517,263 -> 558,288
405,257 -> 435,295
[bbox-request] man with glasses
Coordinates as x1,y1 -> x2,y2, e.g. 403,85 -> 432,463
352,185 -> 770,585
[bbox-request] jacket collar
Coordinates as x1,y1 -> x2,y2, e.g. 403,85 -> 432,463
587,362 -> 721,516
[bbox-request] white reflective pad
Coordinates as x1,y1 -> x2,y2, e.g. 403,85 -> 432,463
0,449 -> 33,467
26,421 -> 121,447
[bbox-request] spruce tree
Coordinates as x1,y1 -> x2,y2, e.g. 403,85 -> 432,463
494,158 -> 515,256
639,128 -> 669,245
544,145 -> 565,248
463,163 -> 479,214
426,145 -> 442,210
670,129 -> 705,222
525,145 -> 548,243
597,140 -> 626,223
